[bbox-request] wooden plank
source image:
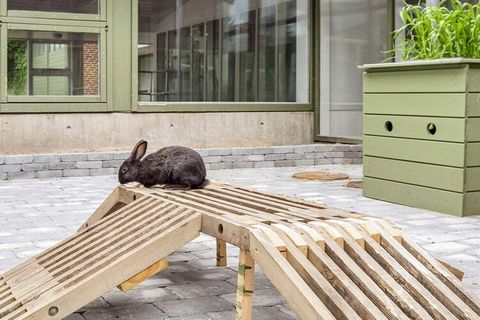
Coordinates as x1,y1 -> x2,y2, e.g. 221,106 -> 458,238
467,93 -> 480,117
363,68 -> 467,93
216,239 -> 227,267
298,228 -> 390,320
364,177 -> 465,217
464,192 -> 480,216
308,224 -> 423,319
375,226 -> 479,319
438,260 -> 464,281
308,221 -> 344,249
466,143 -> 480,166
292,223 -> 325,250
117,258 -> 168,292
201,214 -> 250,249
364,156 -> 465,193
253,225 -> 286,256
272,224 -> 308,256
249,229 -> 336,320
272,229 -> 362,320
327,221 -> 365,249
396,233 -> 480,315
363,135 -> 465,167
24,214 -> 202,320
235,250 -> 254,320
364,114 -> 466,142
350,224 -> 453,319
364,93 -> 467,117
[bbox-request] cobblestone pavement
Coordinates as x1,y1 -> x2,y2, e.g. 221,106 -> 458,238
0,164 -> 479,320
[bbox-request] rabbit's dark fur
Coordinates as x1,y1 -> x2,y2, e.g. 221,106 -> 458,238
118,140 -> 207,189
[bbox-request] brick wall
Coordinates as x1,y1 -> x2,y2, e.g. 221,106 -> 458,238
82,42 -> 99,95
0,144 -> 362,180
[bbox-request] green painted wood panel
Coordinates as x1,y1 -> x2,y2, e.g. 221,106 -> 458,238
364,115 -> 465,142
467,93 -> 480,117
464,192 -> 480,216
363,136 -> 465,167
363,177 -> 464,216
363,68 -> 468,93
466,143 -> 480,166
467,68 -> 480,93
466,118 -> 480,142
465,167 -> 480,191
108,0 -> 133,111
364,93 -> 466,118
364,156 -> 465,192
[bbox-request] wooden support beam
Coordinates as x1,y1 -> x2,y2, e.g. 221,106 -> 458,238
117,258 -> 168,292
216,239 -> 227,267
235,250 -> 255,320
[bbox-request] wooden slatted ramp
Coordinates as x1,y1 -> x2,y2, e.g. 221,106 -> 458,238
0,196 -> 201,320
1,182 -> 480,320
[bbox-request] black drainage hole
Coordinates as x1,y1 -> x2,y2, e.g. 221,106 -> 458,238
385,121 -> 393,132
427,123 -> 437,135
218,224 -> 224,234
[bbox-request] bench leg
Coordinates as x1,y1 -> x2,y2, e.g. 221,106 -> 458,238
117,258 -> 168,292
236,250 -> 255,320
216,239 -> 227,267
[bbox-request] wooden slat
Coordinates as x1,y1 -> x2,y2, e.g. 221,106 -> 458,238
382,226 -> 480,316
374,225 -> 479,319
249,229 -> 336,320
23,214 -> 201,320
295,224 -> 389,320
364,93 -> 467,117
310,224 -> 431,320
273,228 -> 363,320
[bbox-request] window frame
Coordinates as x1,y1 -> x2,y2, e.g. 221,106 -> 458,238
0,0 -> 108,113
132,0 -> 315,113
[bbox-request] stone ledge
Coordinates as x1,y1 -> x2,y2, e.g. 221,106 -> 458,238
0,144 -> 363,181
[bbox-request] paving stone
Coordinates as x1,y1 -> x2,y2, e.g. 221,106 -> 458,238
221,288 -> 285,307
232,161 -> 254,169
62,153 -> 88,162
113,152 -> 131,160
203,156 -> 222,164
83,304 -> 167,320
0,164 -> 21,173
245,154 -> 264,161
4,155 -> 34,164
90,168 -> 116,176
154,296 -> 234,317
254,161 -> 275,168
264,154 -> 286,161
0,156 -> 4,165
76,161 -> 103,169
49,162 -> 76,170
22,163 -> 49,172
36,170 -> 63,179
64,169 -> 90,177
273,146 -> 294,154
7,171 -> 35,180
209,162 -> 233,170
0,173 -> 6,180
208,148 -> 232,156
88,153 -> 114,161
34,154 -> 61,163
102,160 -> 124,168
274,160 -> 295,168
63,313 -> 86,320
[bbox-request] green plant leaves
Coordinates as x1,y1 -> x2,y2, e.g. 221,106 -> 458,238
393,0 -> 480,60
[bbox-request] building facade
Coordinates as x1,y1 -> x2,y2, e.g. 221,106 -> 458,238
0,0 -> 411,155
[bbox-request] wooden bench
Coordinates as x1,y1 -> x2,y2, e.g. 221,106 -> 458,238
0,182 -> 478,319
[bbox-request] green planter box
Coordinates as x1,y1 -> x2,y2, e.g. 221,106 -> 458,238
361,59 -> 480,217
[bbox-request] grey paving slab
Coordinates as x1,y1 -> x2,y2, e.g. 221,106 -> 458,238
0,164 -> 479,320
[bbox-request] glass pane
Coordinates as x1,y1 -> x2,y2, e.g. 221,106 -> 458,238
8,0 -> 99,14
319,0 -> 388,138
138,0 -> 310,103
8,30 -> 100,96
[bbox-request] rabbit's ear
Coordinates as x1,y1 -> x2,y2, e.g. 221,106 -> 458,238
130,140 -> 148,160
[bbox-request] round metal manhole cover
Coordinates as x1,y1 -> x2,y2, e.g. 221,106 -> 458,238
346,180 -> 363,189
292,172 -> 349,181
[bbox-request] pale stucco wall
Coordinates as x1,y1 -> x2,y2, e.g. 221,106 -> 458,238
0,112 -> 314,155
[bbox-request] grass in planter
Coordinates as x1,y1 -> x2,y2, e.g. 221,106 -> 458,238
394,0 -> 480,60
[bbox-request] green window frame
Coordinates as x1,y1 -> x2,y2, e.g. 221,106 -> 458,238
132,0 -> 315,113
0,0 -> 108,113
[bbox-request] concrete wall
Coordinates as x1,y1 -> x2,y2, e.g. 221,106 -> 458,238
0,112 -> 314,155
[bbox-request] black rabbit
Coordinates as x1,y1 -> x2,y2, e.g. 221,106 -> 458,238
118,140 -> 207,189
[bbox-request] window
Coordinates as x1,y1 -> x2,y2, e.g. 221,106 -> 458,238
7,0 -> 99,15
138,0 -> 310,103
8,30 -> 99,96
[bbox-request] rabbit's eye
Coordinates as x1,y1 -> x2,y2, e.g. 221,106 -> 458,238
121,167 -> 128,173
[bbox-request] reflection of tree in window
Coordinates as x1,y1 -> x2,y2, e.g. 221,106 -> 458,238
7,31 -> 99,96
